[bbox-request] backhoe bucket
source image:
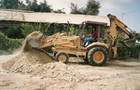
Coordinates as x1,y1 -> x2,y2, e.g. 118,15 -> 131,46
121,37 -> 136,47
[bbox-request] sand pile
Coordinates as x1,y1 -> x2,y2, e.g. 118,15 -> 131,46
2,48 -> 54,70
1,49 -> 86,82
2,50 -> 86,82
2,31 -> 87,82
17,62 -> 86,82
2,48 -> 86,82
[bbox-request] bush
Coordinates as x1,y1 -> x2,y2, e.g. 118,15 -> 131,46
0,32 -> 22,54
2,26 -> 25,39
118,44 -> 140,58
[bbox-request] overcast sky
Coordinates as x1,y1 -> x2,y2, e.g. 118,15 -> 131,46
38,0 -> 140,32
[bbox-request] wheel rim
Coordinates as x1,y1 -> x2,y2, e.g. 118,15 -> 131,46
58,55 -> 67,63
93,51 -> 104,63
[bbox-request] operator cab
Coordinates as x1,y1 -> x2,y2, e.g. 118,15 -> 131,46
78,21 -> 107,46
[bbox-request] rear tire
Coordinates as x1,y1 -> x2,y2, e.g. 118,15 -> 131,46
55,51 -> 69,64
88,47 -> 107,66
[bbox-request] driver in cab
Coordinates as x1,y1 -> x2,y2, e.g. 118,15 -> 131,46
82,26 -> 98,46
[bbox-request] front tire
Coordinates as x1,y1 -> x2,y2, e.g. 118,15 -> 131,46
55,51 -> 69,64
53,52 -> 57,57
88,47 -> 107,66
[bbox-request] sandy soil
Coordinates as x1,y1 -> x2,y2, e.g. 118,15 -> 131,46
0,53 -> 140,90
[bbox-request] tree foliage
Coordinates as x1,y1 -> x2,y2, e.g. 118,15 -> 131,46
70,0 -> 100,15
0,0 -> 25,9
70,3 -> 83,14
136,33 -> 140,41
0,0 -> 52,12
0,32 -> 22,54
2,26 -> 25,39
26,0 -> 52,12
39,0 -> 52,12
85,0 -> 100,15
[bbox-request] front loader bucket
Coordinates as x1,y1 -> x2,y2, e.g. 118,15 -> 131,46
28,39 -> 41,47
121,37 -> 136,47
26,31 -> 44,48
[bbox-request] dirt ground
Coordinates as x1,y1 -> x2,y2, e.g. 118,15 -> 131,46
0,52 -> 140,90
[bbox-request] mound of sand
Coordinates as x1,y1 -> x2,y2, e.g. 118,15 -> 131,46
2,31 -> 87,82
2,49 -> 86,82
2,48 -> 54,69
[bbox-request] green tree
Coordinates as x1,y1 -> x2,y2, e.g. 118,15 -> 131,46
20,23 -> 35,36
0,0 -> 25,9
70,0 -> 100,15
26,0 -> 40,12
136,33 -> 140,41
26,0 -> 52,12
70,3 -> 83,14
85,0 -> 100,15
2,26 -> 25,39
0,32 -> 22,51
39,0 -> 52,12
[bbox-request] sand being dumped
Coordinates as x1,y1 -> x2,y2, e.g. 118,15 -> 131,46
2,31 -> 54,71
2,31 -> 86,82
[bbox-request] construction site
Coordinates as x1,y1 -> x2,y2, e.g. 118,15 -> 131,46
0,9 -> 140,90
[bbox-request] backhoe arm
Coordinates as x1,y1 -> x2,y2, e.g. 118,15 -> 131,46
107,14 -> 136,58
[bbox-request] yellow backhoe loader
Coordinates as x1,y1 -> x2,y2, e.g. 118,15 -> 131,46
25,14 -> 136,66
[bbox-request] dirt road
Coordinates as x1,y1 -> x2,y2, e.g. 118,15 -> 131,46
0,54 -> 140,90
